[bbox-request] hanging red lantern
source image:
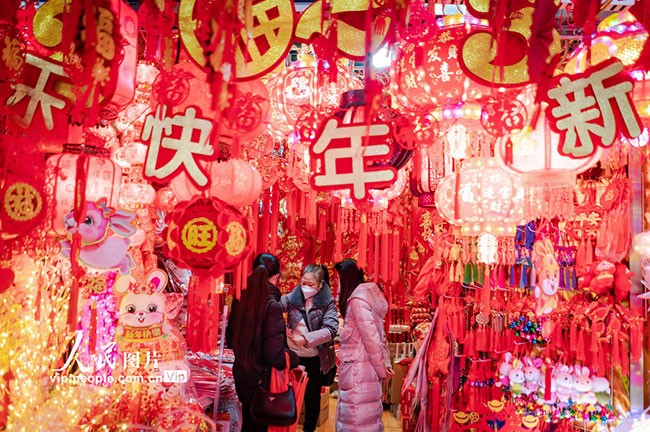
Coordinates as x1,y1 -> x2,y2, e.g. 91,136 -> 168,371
410,141 -> 449,208
495,112 -> 602,220
170,158 -> 262,207
435,158 -> 526,237
392,23 -> 491,111
152,61 -> 269,142
46,145 -> 122,235
164,197 -> 250,276
265,59 -> 362,139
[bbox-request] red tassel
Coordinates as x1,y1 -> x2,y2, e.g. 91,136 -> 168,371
430,380 -> 441,432
576,329 -> 586,363
334,205 -> 343,263
504,138 -> 514,165
380,233 -> 389,285
545,364 -> 554,401
373,234 -> 380,284
88,301 -> 97,356
269,186 -> 280,253
357,213 -> 368,269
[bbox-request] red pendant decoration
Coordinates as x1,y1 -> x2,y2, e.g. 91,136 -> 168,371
164,197 -> 250,276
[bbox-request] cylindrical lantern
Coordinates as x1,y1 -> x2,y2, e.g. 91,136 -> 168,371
495,113 -> 602,220
171,158 -> 262,207
46,145 -> 122,235
409,141 -> 449,207
119,167 -> 156,210
435,157 -> 526,236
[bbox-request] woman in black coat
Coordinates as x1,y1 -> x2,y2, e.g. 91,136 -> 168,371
226,253 -> 299,432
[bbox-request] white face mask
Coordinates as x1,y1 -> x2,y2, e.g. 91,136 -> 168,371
301,285 -> 319,300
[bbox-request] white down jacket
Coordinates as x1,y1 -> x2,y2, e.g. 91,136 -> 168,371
336,283 -> 391,432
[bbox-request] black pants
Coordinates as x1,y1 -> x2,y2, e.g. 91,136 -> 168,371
234,381 -> 268,432
300,356 -> 324,432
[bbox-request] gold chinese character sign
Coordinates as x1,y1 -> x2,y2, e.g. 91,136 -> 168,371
544,58 -> 642,159
164,197 -> 251,276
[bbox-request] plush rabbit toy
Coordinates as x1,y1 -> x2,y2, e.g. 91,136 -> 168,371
508,359 -> 525,396
572,366 -> 597,404
533,238 -> 560,316
496,352 -> 513,388
61,198 -> 137,274
555,365 -> 574,402
522,357 -> 543,395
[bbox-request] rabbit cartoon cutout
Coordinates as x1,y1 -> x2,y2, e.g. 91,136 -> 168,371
113,271 -> 206,428
533,238 -> 560,316
114,270 -> 185,363
60,199 -> 137,274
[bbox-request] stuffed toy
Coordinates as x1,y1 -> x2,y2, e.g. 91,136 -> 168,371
60,199 -> 137,274
533,238 -> 560,316
522,357 -> 543,395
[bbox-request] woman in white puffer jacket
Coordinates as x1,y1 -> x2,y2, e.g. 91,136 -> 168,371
334,259 -> 393,432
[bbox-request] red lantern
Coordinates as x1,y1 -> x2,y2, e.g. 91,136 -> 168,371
265,61 -> 362,139
410,142 -> 449,208
164,197 -> 250,276
495,113 -> 602,220
46,145 -> 122,235
392,24 -> 491,110
152,61 -> 269,142
170,158 -> 262,207
435,158 -> 526,236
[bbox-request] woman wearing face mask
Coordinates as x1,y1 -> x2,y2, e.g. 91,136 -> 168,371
281,264 -> 339,432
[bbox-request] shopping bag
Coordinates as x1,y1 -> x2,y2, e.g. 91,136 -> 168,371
268,353 -> 309,432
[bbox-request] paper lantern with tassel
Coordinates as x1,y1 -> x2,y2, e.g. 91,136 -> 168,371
164,196 -> 250,352
171,158 -> 262,207
495,113 -> 602,220
46,145 -> 122,235
435,157 -> 526,236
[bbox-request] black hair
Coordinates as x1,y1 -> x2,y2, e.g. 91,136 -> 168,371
320,264 -> 330,286
334,258 -> 365,318
252,253 -> 281,278
233,264 -> 271,371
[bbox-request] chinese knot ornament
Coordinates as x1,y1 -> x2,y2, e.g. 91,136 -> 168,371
164,197 -> 250,276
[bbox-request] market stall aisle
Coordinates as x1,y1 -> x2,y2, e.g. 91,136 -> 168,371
296,397 -> 403,432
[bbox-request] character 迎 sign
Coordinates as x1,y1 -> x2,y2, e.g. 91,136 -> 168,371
544,58 -> 642,158
310,117 -> 397,203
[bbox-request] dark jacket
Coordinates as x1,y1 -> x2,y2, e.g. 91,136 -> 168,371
226,284 -> 298,388
281,282 -> 339,374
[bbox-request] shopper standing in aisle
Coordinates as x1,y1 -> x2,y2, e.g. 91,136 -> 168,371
334,259 -> 394,432
281,264 -> 339,432
226,253 -> 299,432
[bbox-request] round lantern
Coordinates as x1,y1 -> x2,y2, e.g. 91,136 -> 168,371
434,158 -> 526,236
119,167 -> 156,209
264,59 -> 362,139
46,145 -> 122,235
164,197 -> 250,276
170,159 -> 262,207
152,61 -> 269,142
392,23 -> 491,110
495,113 -> 602,220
